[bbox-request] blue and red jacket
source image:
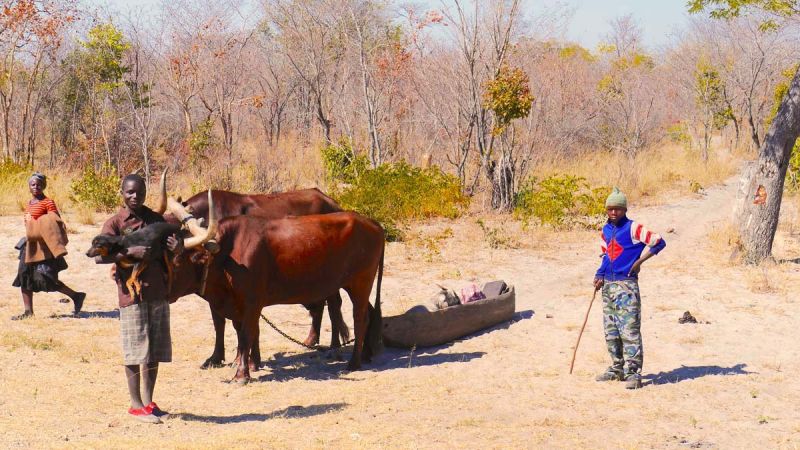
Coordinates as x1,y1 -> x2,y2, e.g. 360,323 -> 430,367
595,215 -> 666,281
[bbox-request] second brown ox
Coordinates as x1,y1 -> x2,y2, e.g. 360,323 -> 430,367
166,195 -> 385,382
169,184 -> 348,369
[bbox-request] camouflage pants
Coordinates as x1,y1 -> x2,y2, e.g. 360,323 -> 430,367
601,280 -> 642,376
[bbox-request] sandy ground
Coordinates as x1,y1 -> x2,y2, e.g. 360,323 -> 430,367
1,177 -> 800,449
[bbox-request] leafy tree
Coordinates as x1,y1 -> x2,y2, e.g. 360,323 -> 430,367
687,0 -> 799,30
482,64 -> 534,210
483,65 -> 533,136
694,59 -> 733,160
59,22 -> 131,167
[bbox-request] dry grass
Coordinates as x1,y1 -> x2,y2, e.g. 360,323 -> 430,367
0,172 -> 76,216
534,143 -> 739,206
706,220 -> 744,265
73,205 -> 97,226
1,138 -> 740,222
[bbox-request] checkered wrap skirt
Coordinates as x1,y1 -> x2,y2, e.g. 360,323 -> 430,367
119,299 -> 172,365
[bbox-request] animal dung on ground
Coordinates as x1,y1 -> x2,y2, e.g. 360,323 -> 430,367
678,311 -> 698,324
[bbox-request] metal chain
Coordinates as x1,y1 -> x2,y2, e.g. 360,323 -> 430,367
260,312 -> 355,352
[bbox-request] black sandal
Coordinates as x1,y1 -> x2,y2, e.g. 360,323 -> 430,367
11,311 -> 34,321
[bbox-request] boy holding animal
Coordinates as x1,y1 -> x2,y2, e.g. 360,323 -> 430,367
93,174 -> 183,424
593,188 -> 666,390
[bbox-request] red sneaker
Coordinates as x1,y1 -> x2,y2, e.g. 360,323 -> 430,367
144,402 -> 169,418
128,406 -> 161,424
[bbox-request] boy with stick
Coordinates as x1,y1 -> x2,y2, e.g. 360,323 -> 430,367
593,188 -> 666,389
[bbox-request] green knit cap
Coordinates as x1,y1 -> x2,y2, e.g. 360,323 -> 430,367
605,187 -> 627,208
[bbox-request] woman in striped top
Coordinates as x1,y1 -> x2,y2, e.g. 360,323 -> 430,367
11,172 -> 86,320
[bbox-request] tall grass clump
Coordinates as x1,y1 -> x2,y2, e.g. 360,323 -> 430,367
69,164 -> 120,212
0,159 -> 32,214
514,174 -> 608,229
322,140 -> 469,240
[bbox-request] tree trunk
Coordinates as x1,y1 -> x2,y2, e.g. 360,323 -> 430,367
490,144 -> 515,211
747,108 -> 761,150
702,121 -> 710,162
182,104 -> 193,136
735,66 -> 800,263
2,111 -> 11,161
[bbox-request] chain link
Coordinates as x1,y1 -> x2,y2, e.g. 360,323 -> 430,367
260,312 -> 355,352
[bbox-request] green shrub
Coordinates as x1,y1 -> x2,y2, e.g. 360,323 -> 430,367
320,138 -> 369,184
334,161 -> 469,241
70,164 -> 120,212
666,121 -> 691,146
189,119 -> 217,172
514,174 -> 609,228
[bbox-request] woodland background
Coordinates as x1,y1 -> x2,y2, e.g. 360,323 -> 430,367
1,0 -> 798,234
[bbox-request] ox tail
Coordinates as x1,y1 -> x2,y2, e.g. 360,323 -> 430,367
366,240 -> 385,356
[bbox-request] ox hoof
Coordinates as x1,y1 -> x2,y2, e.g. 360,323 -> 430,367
200,358 -> 225,369
229,376 -> 250,385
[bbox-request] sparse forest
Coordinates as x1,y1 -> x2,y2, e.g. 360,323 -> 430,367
1,0 -> 798,239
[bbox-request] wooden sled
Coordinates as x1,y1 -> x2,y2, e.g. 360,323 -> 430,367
382,284 -> 516,349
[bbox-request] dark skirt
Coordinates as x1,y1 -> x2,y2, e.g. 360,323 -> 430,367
12,241 -> 67,292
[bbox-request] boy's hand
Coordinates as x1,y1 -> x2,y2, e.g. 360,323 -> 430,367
593,278 -> 604,290
166,235 -> 184,254
628,260 -> 644,276
125,246 -> 150,260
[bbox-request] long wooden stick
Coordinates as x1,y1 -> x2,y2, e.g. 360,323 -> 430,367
569,287 -> 599,374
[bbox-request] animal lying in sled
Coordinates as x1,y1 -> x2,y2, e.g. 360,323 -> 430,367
382,280 -> 515,348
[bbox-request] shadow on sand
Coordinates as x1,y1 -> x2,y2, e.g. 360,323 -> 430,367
645,363 -> 753,386
50,309 -> 120,319
174,402 -> 348,424
248,309 -> 533,383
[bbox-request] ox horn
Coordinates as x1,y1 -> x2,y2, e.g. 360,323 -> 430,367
153,169 -> 168,214
167,190 -> 217,249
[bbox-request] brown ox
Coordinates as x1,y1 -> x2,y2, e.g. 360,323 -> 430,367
167,198 -> 384,382
173,185 -> 347,369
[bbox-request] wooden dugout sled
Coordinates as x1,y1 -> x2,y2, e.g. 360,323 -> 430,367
381,281 -> 516,348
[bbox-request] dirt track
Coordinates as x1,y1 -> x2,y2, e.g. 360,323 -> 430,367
1,178 -> 799,449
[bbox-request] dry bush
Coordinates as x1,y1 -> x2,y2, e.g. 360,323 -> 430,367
406,227 -> 454,262
74,205 -> 97,226
706,221 -> 743,265
476,218 -> 520,250
745,264 -> 784,294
